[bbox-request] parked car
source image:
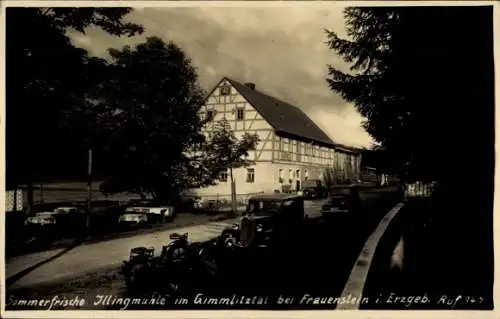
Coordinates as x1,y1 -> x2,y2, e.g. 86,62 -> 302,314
52,205 -> 86,233
121,246 -> 156,289
121,232 -> 218,294
26,205 -> 85,235
53,206 -> 80,214
176,196 -> 203,213
220,193 -> 306,250
193,198 -> 203,209
26,211 -> 58,226
161,232 -> 190,262
118,212 -> 148,227
302,179 -> 326,199
124,205 -> 175,223
321,185 -> 361,216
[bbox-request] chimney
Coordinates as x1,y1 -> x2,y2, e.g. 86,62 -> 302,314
244,82 -> 256,90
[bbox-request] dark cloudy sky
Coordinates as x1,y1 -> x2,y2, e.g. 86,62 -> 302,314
68,5 -> 374,148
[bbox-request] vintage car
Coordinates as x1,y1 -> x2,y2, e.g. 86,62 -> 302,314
26,211 -> 58,225
121,233 -> 218,293
193,197 -> 203,209
220,193 -> 306,250
177,196 -> 203,213
121,246 -> 156,288
161,232 -> 190,262
27,205 -> 80,226
321,185 -> 362,215
126,246 -> 155,264
124,204 -> 175,223
302,179 -> 326,199
53,206 -> 79,214
118,212 -> 148,226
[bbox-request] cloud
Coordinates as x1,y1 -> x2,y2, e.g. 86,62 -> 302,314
307,106 -> 374,149
70,33 -> 93,47
66,5 -> 374,148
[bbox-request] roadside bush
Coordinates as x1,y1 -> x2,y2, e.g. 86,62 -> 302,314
99,177 -> 126,197
5,211 -> 28,254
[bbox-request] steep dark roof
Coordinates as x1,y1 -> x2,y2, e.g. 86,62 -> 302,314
225,77 -> 335,147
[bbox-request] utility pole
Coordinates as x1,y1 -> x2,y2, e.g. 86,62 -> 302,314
229,166 -> 237,216
86,148 -> 92,231
40,183 -> 44,203
27,182 -> 34,215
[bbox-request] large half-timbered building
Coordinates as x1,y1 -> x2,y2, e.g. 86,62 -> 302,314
195,77 -> 362,197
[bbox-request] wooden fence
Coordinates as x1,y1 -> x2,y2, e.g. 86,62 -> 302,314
197,191 -> 265,211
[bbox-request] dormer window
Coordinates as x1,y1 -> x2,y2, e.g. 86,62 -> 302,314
220,85 -> 231,96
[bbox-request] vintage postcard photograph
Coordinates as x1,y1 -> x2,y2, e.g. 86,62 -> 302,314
1,0 -> 497,317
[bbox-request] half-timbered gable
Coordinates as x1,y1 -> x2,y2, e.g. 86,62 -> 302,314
200,78 -> 274,163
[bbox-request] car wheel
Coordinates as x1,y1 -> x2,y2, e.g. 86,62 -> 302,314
127,264 -> 144,289
171,247 -> 186,260
166,244 -> 187,262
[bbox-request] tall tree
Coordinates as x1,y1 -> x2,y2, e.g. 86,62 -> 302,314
6,8 -> 143,191
325,6 -> 494,190
94,37 -> 207,203
325,6 -> 494,302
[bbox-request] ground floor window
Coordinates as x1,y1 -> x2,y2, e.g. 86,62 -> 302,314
279,168 -> 284,183
219,170 -> 228,182
246,168 -> 255,183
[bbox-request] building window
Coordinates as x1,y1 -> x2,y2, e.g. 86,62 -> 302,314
219,170 -> 228,182
304,169 -> 309,181
279,169 -> 284,183
288,169 -> 293,184
246,168 -> 255,183
236,108 -> 245,120
220,85 -> 231,96
206,110 -> 214,121
279,138 -> 293,161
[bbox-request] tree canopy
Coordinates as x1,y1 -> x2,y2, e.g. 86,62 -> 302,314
7,8 -> 260,205
325,7 -> 494,301
6,8 -> 143,188
325,6 -> 494,188
202,119 -> 260,179
90,36 -> 260,203
91,37 -> 207,201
